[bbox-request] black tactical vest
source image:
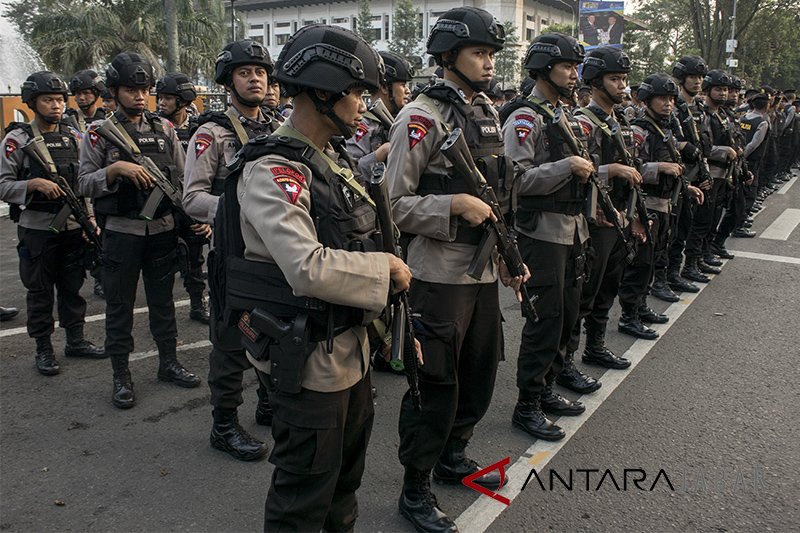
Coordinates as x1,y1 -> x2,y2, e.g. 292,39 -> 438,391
194,110 -> 277,196
415,85 -> 514,244
633,117 -> 677,199
93,113 -> 176,219
501,96 -> 589,217
217,134 -> 378,343
741,114 -> 767,166
7,122 -> 80,214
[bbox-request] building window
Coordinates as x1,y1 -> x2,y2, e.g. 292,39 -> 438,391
541,19 -> 549,26
276,21 -> 290,28
384,14 -> 390,41
302,19 -> 316,26
527,28 -> 534,40
276,33 -> 290,45
371,15 -> 381,22
417,12 -> 423,39
250,23 -> 263,30
250,35 -> 264,44
332,16 -> 349,24
292,21 -> 297,32
266,23 -> 270,46
526,14 -> 535,22
366,28 -> 381,42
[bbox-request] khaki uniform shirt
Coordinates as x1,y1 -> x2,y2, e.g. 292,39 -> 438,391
77,113 -> 184,235
386,79 -> 498,285
502,86 -> 589,245
345,114 -> 383,179
239,118 -> 390,393
184,106 -> 272,225
0,125 -> 86,231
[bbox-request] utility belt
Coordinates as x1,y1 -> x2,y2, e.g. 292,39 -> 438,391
517,175 -> 586,216
642,174 -> 676,199
417,172 -> 490,245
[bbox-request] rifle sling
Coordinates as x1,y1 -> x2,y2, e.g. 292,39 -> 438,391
28,121 -> 58,176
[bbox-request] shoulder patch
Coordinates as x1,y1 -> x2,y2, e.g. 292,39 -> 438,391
408,114 -> 433,150
633,131 -> 645,147
194,133 -> 213,157
579,120 -> 593,138
354,122 -> 369,142
88,127 -> 101,148
513,113 -> 535,145
4,138 -> 19,159
272,166 -> 305,204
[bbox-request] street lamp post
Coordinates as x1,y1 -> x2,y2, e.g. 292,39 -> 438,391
230,0 -> 236,42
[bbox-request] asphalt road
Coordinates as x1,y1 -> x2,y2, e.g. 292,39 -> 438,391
1,170 -> 799,532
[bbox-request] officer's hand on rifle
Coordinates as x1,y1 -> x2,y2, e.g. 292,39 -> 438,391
107,161 -> 156,189
608,163 -> 643,186
81,216 -> 101,243
631,216 -> 648,243
699,178 -> 713,191
387,255 -> 412,293
191,223 -> 212,239
375,142 -> 391,163
27,178 -> 65,199
744,172 -> 754,185
659,162 -> 683,176
724,147 -> 738,160
688,185 -> 704,205
568,156 -> 594,183
499,259 -> 531,304
451,193 -> 496,227
595,207 -> 621,228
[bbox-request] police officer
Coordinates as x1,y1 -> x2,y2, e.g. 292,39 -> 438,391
346,50 -> 413,178
226,24 -> 410,531
389,9 -> 526,530
156,72 -> 212,325
183,40 -> 277,461
500,33 -> 592,443
566,47 -> 644,384
736,91 -> 772,235
620,74 -> 704,340
0,71 -> 105,375
65,69 -> 107,132
260,74 -> 285,125
77,52 -> 200,408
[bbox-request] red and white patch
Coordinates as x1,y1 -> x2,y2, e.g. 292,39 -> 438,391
633,131 -> 645,148
354,122 -> 369,142
88,130 -> 100,148
579,120 -> 593,138
4,138 -> 18,159
194,133 -> 213,158
272,166 -> 306,204
407,114 -> 434,150
513,114 -> 535,145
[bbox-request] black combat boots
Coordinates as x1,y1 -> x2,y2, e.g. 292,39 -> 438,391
64,325 -> 106,358
432,438 -> 507,489
156,339 -> 201,388
541,376 -> 585,416
188,292 -> 210,325
650,270 -> 679,302
512,397 -> 565,441
681,258 -> 711,283
638,304 -> 668,324
618,305 -> 659,339
210,409 -> 269,461
557,351 -> 601,393
582,329 -> 631,369
399,468 -> 458,533
35,336 -> 60,376
709,241 -> 734,259
110,354 -> 135,409
668,266 -> 700,293
255,390 -> 273,426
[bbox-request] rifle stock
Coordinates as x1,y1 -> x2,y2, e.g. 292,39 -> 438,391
368,99 -> 395,131
369,163 -> 422,411
440,128 -> 539,323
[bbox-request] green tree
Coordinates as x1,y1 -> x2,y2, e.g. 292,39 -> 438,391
356,0 -> 375,44
4,0 -> 224,81
389,0 -> 420,64
164,0 -> 180,71
542,22 -> 574,36
494,21 -> 522,90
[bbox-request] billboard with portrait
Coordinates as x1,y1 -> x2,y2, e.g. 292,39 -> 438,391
579,1 -> 625,50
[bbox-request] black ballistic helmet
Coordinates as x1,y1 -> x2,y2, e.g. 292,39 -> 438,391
671,55 -> 707,80
638,73 -> 679,101
69,69 -> 107,95
426,6 -> 505,56
21,71 -> 69,105
380,51 -> 415,83
156,72 -> 198,103
524,33 -> 585,72
106,52 -> 154,88
275,24 -> 383,97
730,75 -> 744,92
214,39 -> 274,85
581,46 -> 631,84
702,69 -> 731,92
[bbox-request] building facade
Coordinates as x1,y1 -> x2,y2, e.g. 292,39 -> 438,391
232,0 -> 576,69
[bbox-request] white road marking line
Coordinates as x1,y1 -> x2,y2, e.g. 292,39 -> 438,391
454,266 -> 719,533
758,208 -> 800,240
727,250 -> 800,265
130,339 -> 212,361
0,299 -> 190,338
777,175 -> 798,195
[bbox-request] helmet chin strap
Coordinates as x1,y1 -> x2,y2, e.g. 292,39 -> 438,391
309,90 -> 356,138
40,113 -> 61,124
231,86 -> 261,108
543,71 -> 574,99
599,82 -> 624,105
78,96 -> 97,112
682,81 -> 698,98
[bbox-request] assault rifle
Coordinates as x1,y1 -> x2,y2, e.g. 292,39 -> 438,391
440,128 -> 539,323
93,117 -> 196,223
369,162 -> 421,411
22,137 -> 103,259
367,99 -> 395,130
553,108 -> 636,263
608,123 -> 653,245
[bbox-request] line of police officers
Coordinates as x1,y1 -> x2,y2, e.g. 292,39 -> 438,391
1,5 -> 798,531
